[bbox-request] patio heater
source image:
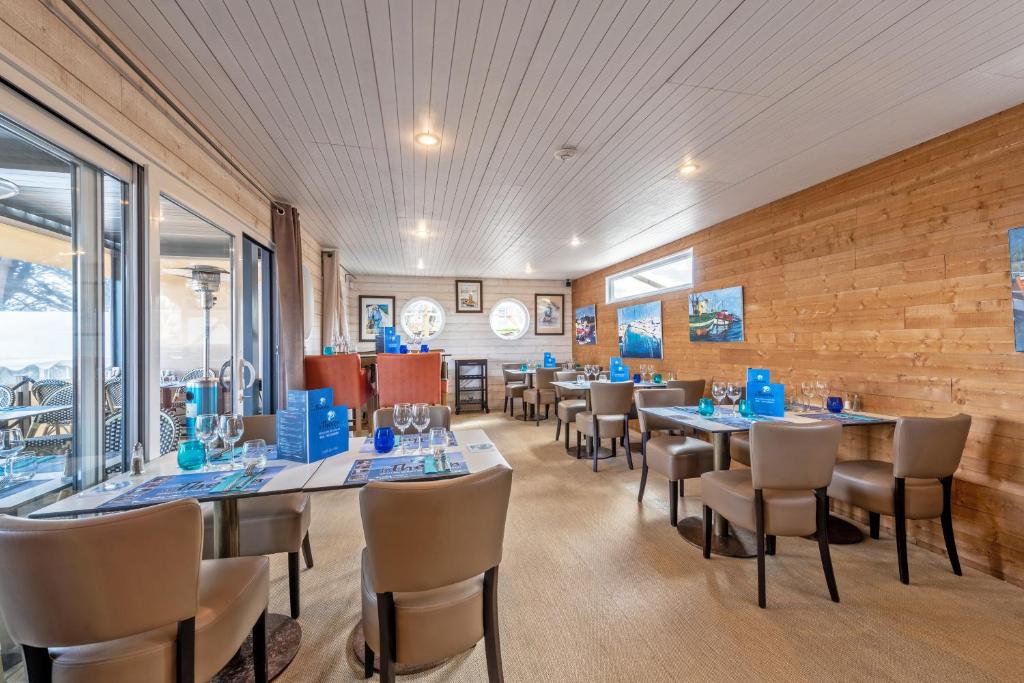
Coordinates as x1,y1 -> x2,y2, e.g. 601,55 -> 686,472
170,265 -> 228,438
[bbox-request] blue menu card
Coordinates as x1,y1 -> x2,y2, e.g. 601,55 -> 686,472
749,382 -> 785,417
747,368 -> 771,384
277,388 -> 349,464
543,352 -> 556,368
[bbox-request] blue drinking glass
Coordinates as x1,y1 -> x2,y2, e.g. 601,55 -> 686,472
826,396 -> 844,413
399,344 -> 409,354
177,440 -> 206,471
738,399 -> 753,418
420,343 -> 429,353
374,427 -> 396,453
698,398 -> 715,417
520,363 -> 528,372
633,373 -> 642,383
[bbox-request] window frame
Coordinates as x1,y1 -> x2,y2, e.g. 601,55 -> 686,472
604,248 -> 694,304
399,296 -> 447,342
488,298 -> 531,341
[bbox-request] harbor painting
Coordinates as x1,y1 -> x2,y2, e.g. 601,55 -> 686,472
1011,227 -> 1024,352
617,301 -> 662,358
688,286 -> 744,342
575,304 -> 596,345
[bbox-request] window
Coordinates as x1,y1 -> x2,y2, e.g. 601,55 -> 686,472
605,249 -> 693,303
489,298 -> 530,340
400,297 -> 446,341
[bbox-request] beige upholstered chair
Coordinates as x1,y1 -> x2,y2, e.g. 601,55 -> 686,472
701,422 -> 842,608
666,379 -> 705,403
635,389 -> 714,526
0,499 -> 269,682
522,367 -> 557,425
373,405 -> 451,432
829,414 -> 971,585
553,371 -> 586,450
359,466 -> 513,682
501,368 -> 527,418
202,414 -> 312,619
575,381 -> 634,472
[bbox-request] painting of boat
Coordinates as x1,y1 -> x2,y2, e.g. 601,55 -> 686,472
1010,226 -> 1024,352
688,286 -> 744,343
617,301 -> 662,358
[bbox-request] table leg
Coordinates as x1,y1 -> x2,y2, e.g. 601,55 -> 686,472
213,498 -> 240,560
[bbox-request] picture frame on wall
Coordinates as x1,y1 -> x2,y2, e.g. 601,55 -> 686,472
575,304 -> 596,344
455,279 -> 484,313
358,295 -> 396,341
617,301 -> 662,358
1011,226 -> 1024,352
535,293 -> 565,335
688,285 -> 744,343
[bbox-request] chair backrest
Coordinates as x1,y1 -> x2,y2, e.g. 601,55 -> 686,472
555,370 -> 577,382
104,377 -> 123,411
501,362 -> 524,372
502,368 -> 525,385
893,414 -> 971,479
0,385 -> 13,409
103,411 -> 123,458
373,406 -> 450,433
0,499 -> 201,648
376,353 -> 443,408
750,422 -> 841,491
180,367 -> 212,382
31,379 -> 69,404
360,466 -> 512,593
666,379 -> 705,404
590,380 -> 634,415
39,385 -> 73,425
635,388 -> 686,433
159,411 -> 180,455
243,414 -> 277,444
534,367 -> 557,390
304,353 -> 368,407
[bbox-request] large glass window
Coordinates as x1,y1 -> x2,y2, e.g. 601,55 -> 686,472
489,298 -> 530,340
400,297 -> 446,341
605,249 -> 693,303
241,236 -> 275,415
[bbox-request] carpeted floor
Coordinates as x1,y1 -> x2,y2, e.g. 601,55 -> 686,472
273,412 -> 1024,682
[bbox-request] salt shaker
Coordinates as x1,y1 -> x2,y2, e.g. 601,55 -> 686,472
130,442 -> 146,475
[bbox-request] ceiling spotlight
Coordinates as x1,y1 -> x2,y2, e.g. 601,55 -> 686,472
553,145 -> 577,161
416,221 -> 429,238
679,163 -> 699,175
525,263 -> 533,274
570,235 -> 580,247
0,178 -> 20,200
417,258 -> 425,270
415,131 -> 440,146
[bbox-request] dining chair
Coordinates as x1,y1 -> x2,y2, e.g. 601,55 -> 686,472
201,415 -> 313,619
665,379 -> 705,403
635,389 -> 714,526
30,378 -> 68,404
701,421 -> 842,608
103,377 -> 123,413
31,385 -> 73,436
575,381 -> 634,472
553,370 -> 586,450
180,368 -> 212,382
0,499 -> 270,682
0,385 -> 14,409
501,369 -> 527,418
376,353 -> 443,408
522,367 -> 557,425
304,353 -> 373,435
373,406 -> 451,432
359,465 -> 513,682
828,413 -> 971,585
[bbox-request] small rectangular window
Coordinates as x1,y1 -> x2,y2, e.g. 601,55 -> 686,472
605,249 -> 693,303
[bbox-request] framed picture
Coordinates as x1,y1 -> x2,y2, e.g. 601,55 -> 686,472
358,295 -> 395,341
688,285 -> 744,342
1011,227 -> 1024,352
535,294 -> 565,335
455,279 -> 483,313
575,304 -> 596,345
617,301 -> 662,358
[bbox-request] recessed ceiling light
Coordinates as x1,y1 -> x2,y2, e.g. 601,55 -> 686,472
569,235 -> 580,247
679,163 -> 699,175
416,221 -> 429,238
417,258 -> 424,270
525,263 -> 533,274
415,131 -> 440,146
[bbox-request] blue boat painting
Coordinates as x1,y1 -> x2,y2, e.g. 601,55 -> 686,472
575,304 -> 596,345
617,301 -> 662,358
688,286 -> 744,343
1010,226 -> 1024,352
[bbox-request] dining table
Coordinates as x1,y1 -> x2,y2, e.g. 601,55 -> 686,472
30,428 -> 509,681
638,404 -> 897,558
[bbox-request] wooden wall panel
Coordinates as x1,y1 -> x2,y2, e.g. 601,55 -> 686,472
571,103 -> 1024,587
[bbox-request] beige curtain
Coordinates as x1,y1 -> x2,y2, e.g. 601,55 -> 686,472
321,251 -> 342,349
272,203 -> 305,406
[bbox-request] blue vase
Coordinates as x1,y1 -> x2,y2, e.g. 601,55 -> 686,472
177,440 -> 206,471
698,398 -> 715,417
826,396 -> 844,413
374,427 -> 396,453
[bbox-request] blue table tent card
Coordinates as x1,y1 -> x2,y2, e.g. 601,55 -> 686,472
610,363 -> 631,382
747,368 -> 771,384
749,382 -> 785,417
276,388 -> 349,464
543,352 -> 556,368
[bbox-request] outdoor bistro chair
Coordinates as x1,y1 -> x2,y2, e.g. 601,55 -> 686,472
104,377 -> 123,412
30,379 -> 68,404
31,385 -> 73,436
701,421 -> 843,608
828,414 -> 971,585
0,499 -> 271,682
0,385 -> 14,409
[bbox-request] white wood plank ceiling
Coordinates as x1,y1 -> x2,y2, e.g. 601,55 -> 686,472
81,0 -> 1024,279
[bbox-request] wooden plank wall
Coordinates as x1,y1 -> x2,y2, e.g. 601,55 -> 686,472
572,103 -> 1024,587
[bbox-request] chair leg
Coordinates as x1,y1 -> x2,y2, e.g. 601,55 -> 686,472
611,437 -> 617,457
638,459 -> 648,502
545,404 -> 550,419
592,417 -> 601,472
288,551 -> 301,619
766,535 -> 776,556
895,478 -> 910,585
702,504 -> 712,559
253,609 -> 268,683
669,480 -> 679,526
869,512 -> 880,539
175,617 -> 195,683
302,532 -> 314,569
565,422 -> 571,451
503,396 -> 508,414
940,475 -> 962,576
363,642 -> 375,679
555,418 -> 562,441
623,416 -> 633,470
576,430 -> 581,458
23,645 -> 52,683
535,402 -> 540,426
755,489 -> 766,608
816,488 -> 840,603
377,592 -> 396,683
483,567 -> 504,683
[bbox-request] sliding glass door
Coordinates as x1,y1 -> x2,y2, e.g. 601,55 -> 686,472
242,236 -> 275,416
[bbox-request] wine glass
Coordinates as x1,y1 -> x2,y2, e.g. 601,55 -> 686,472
195,414 -> 219,471
711,381 -> 727,415
800,381 -> 815,408
218,414 -> 245,469
241,439 -> 268,471
726,382 -> 742,409
815,379 -> 829,409
0,427 -> 26,483
393,402 -> 413,452
411,403 -> 431,455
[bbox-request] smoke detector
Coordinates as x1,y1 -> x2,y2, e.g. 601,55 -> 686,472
553,146 -> 577,161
